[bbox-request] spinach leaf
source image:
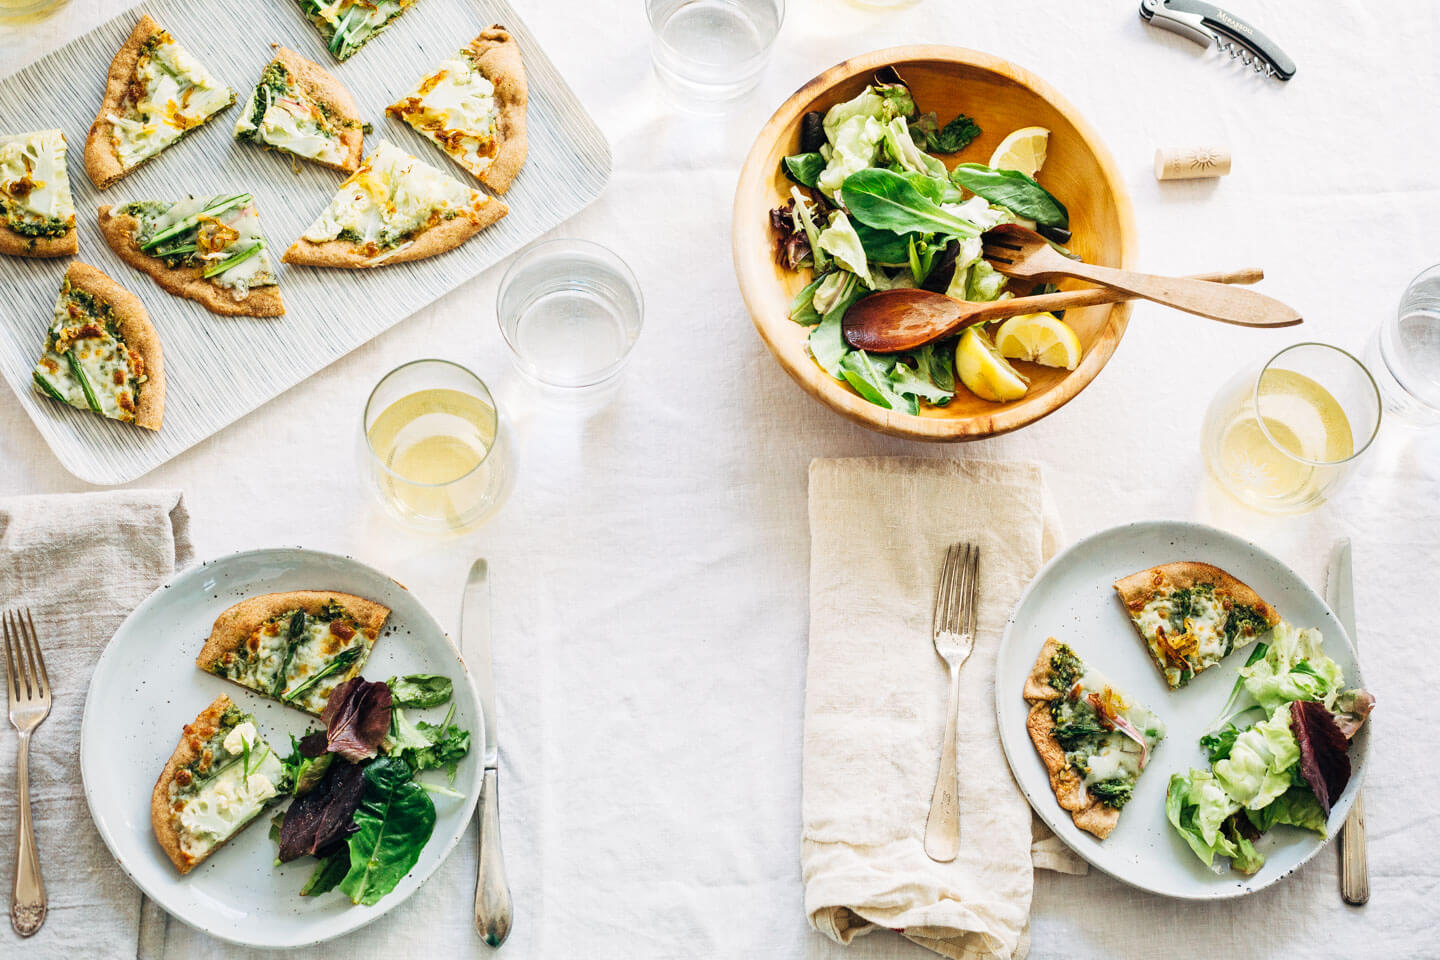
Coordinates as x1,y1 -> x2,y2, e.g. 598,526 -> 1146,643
788,275 -> 825,326
781,152 -> 825,188
853,221 -> 923,265
948,164 -> 1069,228
300,848 -> 350,896
928,112 -> 981,154
840,169 -> 983,240
339,757 -> 437,905
386,674 -> 453,709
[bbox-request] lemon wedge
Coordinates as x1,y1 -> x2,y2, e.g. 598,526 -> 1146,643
994,313 -> 1083,370
988,126 -> 1050,178
957,327 -> 1029,402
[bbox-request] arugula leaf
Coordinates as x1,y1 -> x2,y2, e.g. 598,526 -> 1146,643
889,359 -> 954,406
928,112 -> 981,153
387,703 -> 472,780
386,675 -> 453,709
781,152 -> 825,188
339,757 -> 437,906
840,169 -> 984,241
948,164 -> 1069,228
840,351 -> 917,414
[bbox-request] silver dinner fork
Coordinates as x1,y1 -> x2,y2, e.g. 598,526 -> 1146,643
3,609 -> 50,937
923,543 -> 979,863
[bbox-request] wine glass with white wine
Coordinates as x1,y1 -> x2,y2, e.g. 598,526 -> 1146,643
359,359 -> 512,533
0,0 -> 64,21
1202,343 -> 1381,514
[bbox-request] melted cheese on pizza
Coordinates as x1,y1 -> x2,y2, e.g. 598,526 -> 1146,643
234,61 -> 349,167
215,605 -> 377,713
1132,584 -> 1265,687
388,52 -> 500,177
121,196 -> 277,299
0,130 -> 75,235
32,279 -> 145,422
301,0 -> 415,60
300,139 -> 487,253
168,716 -> 284,861
106,30 -> 233,170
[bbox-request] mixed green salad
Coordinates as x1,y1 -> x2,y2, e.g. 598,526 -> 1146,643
768,70 -> 1072,413
270,672 -> 471,904
1167,622 -> 1373,875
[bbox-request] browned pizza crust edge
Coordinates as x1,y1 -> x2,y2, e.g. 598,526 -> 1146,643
268,47 -> 365,173
151,694 -> 234,874
468,26 -> 528,194
282,194 -> 508,269
63,261 -> 166,430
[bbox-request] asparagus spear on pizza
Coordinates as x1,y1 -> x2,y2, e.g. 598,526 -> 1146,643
295,0 -> 416,61
1114,562 -> 1280,689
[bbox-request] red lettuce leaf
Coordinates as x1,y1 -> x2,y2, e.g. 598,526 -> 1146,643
1333,689 -> 1375,740
277,761 -> 367,862
1291,700 -> 1351,816
321,677 -> 393,762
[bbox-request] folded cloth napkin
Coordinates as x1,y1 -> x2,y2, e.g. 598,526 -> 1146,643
803,458 -> 1083,960
0,490 -> 190,959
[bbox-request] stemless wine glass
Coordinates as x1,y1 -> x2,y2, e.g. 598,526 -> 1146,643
1365,263 -> 1440,425
0,0 -> 65,21
1202,343 -> 1381,514
359,360 -> 512,532
646,0 -> 783,105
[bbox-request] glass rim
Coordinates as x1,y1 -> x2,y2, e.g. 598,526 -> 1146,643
644,0 -> 787,33
495,238 -> 644,389
361,358 -> 500,489
1251,341 -> 1382,468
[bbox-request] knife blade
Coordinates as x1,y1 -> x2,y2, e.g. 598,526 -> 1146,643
1326,538 -> 1368,906
462,559 -> 513,944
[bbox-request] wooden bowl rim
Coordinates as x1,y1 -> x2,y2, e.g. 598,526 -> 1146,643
731,45 -> 1139,441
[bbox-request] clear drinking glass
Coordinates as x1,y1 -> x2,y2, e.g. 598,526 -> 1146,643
1202,343 -> 1381,514
496,239 -> 643,392
0,0 -> 65,21
359,360 -> 512,532
1364,263 -> 1440,425
646,0 -> 783,105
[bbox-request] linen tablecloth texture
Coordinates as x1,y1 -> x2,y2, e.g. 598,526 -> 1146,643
0,490 -> 191,957
803,458 -> 1081,960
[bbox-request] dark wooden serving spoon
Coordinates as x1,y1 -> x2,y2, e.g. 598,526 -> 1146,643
843,268 -> 1264,353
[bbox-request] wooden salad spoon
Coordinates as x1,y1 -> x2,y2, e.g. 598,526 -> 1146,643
982,223 -> 1303,328
843,268 -> 1264,353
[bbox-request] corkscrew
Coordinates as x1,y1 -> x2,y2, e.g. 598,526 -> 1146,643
1139,0 -> 1296,80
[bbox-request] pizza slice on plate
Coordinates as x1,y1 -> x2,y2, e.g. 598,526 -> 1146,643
1114,561 -> 1280,689
84,15 -> 235,189
0,129 -> 78,258
386,26 -> 529,194
31,262 -> 165,430
99,193 -> 284,317
152,695 -> 289,874
296,0 -> 416,61
197,591 -> 390,715
284,139 -> 507,269
1023,638 -> 1166,840
235,47 -> 364,173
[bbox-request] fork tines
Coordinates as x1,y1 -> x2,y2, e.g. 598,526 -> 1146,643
933,542 -> 980,640
3,608 -> 51,706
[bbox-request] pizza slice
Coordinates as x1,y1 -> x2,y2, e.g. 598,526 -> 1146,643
1114,561 -> 1280,689
99,193 -> 284,317
1023,638 -> 1166,839
0,129 -> 77,258
84,15 -> 235,189
235,47 -> 364,173
152,695 -> 289,874
197,591 -> 390,715
31,262 -> 165,430
283,139 -> 507,269
296,0 -> 416,61
386,26 -> 529,194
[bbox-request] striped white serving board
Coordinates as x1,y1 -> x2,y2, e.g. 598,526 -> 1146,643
0,0 -> 610,484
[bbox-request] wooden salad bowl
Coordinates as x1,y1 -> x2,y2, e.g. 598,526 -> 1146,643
732,46 -> 1138,440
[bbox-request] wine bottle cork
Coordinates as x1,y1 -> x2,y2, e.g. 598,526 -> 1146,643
1154,146 -> 1232,181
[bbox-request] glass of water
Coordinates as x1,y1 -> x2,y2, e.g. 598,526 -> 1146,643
1365,263 -> 1440,425
496,239 -> 643,392
1202,343 -> 1381,515
360,359 -> 512,533
646,0 -> 784,105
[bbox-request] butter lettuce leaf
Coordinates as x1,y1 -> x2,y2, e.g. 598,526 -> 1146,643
816,211 -> 873,287
1166,770 -> 1241,866
1240,622 -> 1344,711
1246,784 -> 1329,837
1213,705 -> 1300,809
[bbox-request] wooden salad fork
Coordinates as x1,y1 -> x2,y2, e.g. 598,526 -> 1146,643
3,609 -> 50,937
924,543 -> 979,863
981,224 -> 1303,328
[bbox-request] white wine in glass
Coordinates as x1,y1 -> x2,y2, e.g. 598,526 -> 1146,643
1203,343 -> 1380,514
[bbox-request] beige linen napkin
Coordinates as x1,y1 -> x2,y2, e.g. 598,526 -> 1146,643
0,490 -> 191,959
803,458 -> 1083,960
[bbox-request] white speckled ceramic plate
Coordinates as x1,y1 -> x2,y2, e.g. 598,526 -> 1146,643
80,548 -> 483,948
996,520 -> 1367,899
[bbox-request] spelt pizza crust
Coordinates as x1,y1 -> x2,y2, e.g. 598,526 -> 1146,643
151,694 -> 233,874
85,15 -> 160,190
281,196 -> 508,268
98,205 -> 285,317
467,26 -> 528,194
267,47 -> 365,173
64,261 -> 166,429
0,222 -> 77,258
1023,638 -> 1121,840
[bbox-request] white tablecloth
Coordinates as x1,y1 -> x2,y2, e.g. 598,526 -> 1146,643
3,1 -> 1438,957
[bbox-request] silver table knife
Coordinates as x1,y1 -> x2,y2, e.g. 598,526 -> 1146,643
1326,539 -> 1368,906
462,560 -> 514,944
